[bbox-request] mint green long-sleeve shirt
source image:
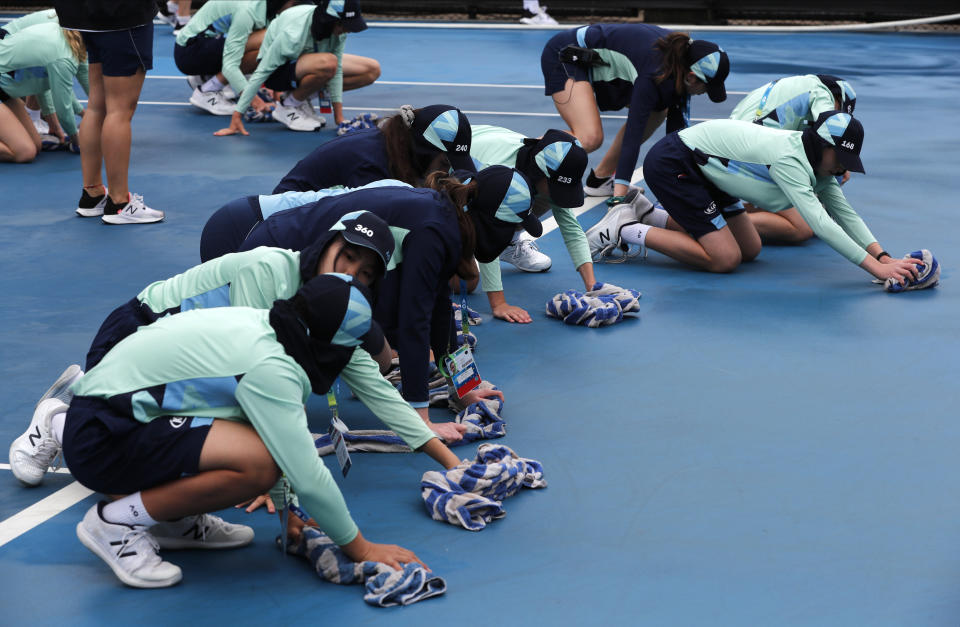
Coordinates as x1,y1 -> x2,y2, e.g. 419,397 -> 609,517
175,1 -> 269,98
470,124 -> 591,292
234,4 -> 345,114
0,22 -> 84,136
678,119 -> 877,264
730,74 -> 838,130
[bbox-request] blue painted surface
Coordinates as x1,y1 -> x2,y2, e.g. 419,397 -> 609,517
1,21 -> 960,626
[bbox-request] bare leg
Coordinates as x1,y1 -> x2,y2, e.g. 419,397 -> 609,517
291,52 -> 337,101
239,30 -> 265,73
593,109 -> 667,179
644,223 -> 748,272
101,69 -> 146,203
552,79 -> 603,152
747,206 -> 814,243
341,53 -> 381,91
79,63 -> 106,191
140,420 -> 280,520
0,98 -> 40,162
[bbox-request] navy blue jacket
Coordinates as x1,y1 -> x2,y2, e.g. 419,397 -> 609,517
274,128 -> 394,194
580,23 -> 686,186
239,186 -> 461,406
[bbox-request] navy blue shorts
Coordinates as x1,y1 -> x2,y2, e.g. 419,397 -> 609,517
263,61 -> 298,92
541,31 -> 589,96
173,35 -> 226,77
84,298 -> 159,371
200,196 -> 263,262
82,23 -> 154,76
642,133 -> 744,240
63,395 -> 211,495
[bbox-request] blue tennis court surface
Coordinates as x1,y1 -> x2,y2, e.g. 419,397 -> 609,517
1,20 -> 959,625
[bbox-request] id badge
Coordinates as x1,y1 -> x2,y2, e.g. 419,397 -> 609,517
444,345 -> 481,399
328,415 -> 352,477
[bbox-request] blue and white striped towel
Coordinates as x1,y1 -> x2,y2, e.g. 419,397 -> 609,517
293,527 -> 447,607
421,444 -> 546,531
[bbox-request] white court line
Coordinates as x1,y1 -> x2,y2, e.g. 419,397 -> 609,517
0,463 -> 71,475
0,481 -> 93,548
80,99 -> 716,122
145,75 -> 748,96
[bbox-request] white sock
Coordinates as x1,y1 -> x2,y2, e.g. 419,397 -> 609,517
282,94 -> 304,108
167,0 -> 177,13
50,412 -> 66,446
27,107 -> 42,122
102,493 -> 159,527
523,1 -> 542,12
641,207 -> 669,229
620,222 -> 651,247
200,76 -> 225,93
176,14 -> 190,25
509,231 -> 522,245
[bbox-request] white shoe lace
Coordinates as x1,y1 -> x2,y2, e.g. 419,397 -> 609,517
119,526 -> 161,560
33,437 -> 62,470
515,239 -> 543,259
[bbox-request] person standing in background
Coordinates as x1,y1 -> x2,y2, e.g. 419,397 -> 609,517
54,0 -> 164,224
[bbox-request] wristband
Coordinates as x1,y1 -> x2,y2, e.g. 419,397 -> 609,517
876,250 -> 891,260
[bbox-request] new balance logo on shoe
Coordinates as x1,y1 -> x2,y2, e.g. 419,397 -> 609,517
27,425 -> 41,448
183,523 -> 205,540
598,231 -> 611,244
287,112 -> 298,121
110,540 -> 138,559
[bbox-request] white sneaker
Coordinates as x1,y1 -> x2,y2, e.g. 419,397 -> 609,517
583,168 -> 614,197
295,100 -> 326,125
520,7 -> 558,25
77,503 -> 182,588
151,514 -> 254,550
499,237 -> 552,272
272,102 -> 324,131
28,108 -> 49,134
102,194 -> 165,225
221,84 -> 238,101
156,10 -> 177,28
9,398 -> 67,487
76,188 -> 108,217
185,75 -> 204,91
38,364 -> 83,407
189,87 -> 235,116
585,203 -> 641,263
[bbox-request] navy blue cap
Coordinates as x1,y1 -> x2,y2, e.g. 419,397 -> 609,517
312,0 -> 367,35
813,111 -> 865,174
688,40 -> 730,103
455,165 -> 540,263
524,129 -> 588,208
411,105 -> 474,172
330,210 -> 395,272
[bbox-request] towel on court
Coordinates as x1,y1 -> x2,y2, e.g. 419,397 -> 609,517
293,527 -> 446,606
546,289 -> 631,327
314,429 -> 411,456
452,302 -> 483,326
586,282 -> 642,313
884,249 -> 940,292
455,383 -> 506,443
337,113 -> 381,136
421,443 -> 546,531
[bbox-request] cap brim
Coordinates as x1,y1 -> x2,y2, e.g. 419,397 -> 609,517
521,212 -> 543,238
836,150 -> 865,174
343,16 -> 367,32
447,151 -> 477,173
340,230 -> 389,269
547,178 -> 585,208
707,81 -> 727,103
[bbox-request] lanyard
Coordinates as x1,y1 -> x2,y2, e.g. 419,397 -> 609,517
755,79 -> 779,120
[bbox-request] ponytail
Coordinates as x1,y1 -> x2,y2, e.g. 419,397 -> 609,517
424,171 -> 479,280
379,110 -> 421,186
62,28 -> 87,64
654,31 -> 690,95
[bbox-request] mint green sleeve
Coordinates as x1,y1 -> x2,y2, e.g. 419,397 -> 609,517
771,159 -> 868,265
808,87 -> 838,120
339,350 -> 437,450
817,179 -> 878,249
47,59 -> 79,137
234,29 -> 299,113
229,250 -> 302,308
220,9 -> 257,96
478,259 -> 503,293
235,359 -> 359,545
73,62 -> 89,115
38,89 -> 55,116
326,34 -> 346,103
553,204 -> 592,270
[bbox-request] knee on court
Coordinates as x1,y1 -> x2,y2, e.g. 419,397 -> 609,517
707,249 -> 742,273
577,129 -> 604,153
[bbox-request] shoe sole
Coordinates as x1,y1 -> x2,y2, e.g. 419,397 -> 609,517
154,535 -> 254,550
101,215 -> 165,225
513,264 -> 552,273
77,522 -> 182,588
189,98 -> 234,116
76,208 -> 104,217
37,364 -> 83,407
583,187 -> 614,197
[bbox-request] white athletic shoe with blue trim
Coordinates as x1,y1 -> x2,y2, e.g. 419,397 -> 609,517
499,237 -> 552,272
9,398 -> 67,487
151,514 -> 254,550
585,203 -> 642,263
77,502 -> 182,588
